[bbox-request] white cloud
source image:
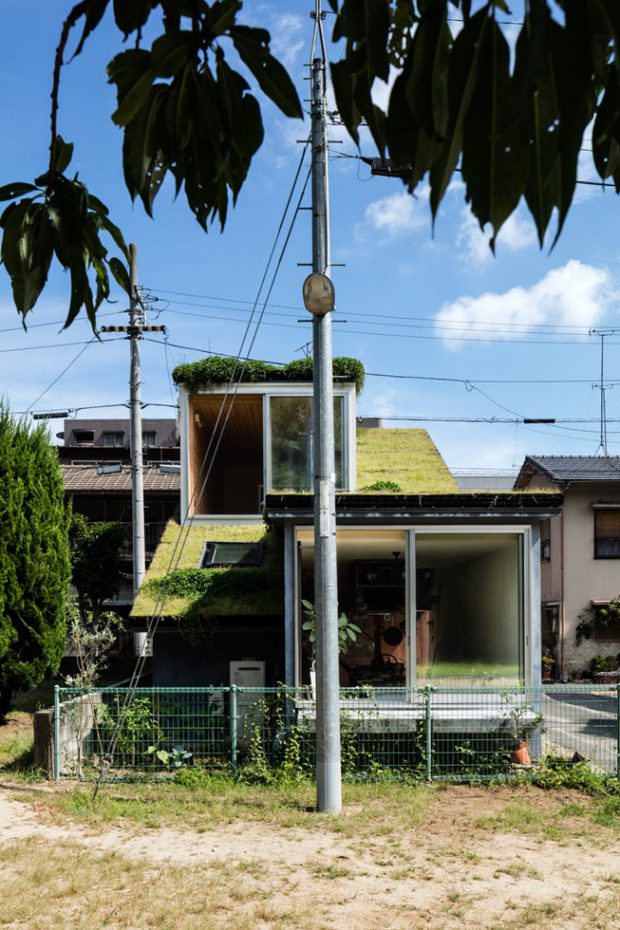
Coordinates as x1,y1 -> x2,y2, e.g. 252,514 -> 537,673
435,260 -> 613,350
270,13 -> 305,68
457,207 -> 537,265
359,188 -> 429,242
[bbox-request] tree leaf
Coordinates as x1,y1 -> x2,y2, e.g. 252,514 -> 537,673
230,26 -> 302,118
113,0 -> 152,38
150,31 -> 196,78
108,50 -> 155,127
428,10 -> 489,221
0,183 -> 39,202
108,256 -> 130,293
71,0 -> 110,60
53,135 -> 74,174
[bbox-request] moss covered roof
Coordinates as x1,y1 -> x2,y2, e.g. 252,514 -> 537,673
356,429 -> 458,494
132,522 -> 282,620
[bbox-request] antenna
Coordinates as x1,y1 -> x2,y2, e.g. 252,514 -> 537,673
590,328 -> 619,455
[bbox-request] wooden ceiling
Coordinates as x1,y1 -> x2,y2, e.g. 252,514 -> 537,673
191,394 -> 263,459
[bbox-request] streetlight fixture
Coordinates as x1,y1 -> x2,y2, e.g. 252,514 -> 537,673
303,273 -> 335,317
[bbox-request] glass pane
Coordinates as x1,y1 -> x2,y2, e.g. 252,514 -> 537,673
415,533 -> 522,685
270,396 -> 344,491
201,542 -> 263,567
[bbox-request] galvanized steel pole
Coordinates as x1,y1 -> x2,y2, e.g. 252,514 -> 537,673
310,27 -> 342,812
129,244 -> 146,656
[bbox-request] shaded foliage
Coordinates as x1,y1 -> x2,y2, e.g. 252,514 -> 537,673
0,407 -> 71,717
328,0 -> 620,248
69,514 -> 126,618
3,0 -> 620,324
0,0 -> 301,327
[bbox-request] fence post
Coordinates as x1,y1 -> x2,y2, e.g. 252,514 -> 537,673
230,685 -> 238,774
425,686 -> 433,781
617,685 -> 620,779
53,685 -> 60,782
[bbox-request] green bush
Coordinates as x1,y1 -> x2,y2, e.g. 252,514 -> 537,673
172,355 -> 365,394
531,756 -> 620,795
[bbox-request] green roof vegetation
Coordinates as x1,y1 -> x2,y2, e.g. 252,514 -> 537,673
172,355 -> 365,394
356,429 -> 459,494
132,523 -> 282,620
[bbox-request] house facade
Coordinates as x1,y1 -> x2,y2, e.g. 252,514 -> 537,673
60,418 -> 180,610
131,358 -> 562,689
515,456 -> 620,678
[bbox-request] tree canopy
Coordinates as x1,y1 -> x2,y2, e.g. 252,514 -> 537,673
0,408 -> 71,718
69,513 -> 126,620
1,0 -> 619,327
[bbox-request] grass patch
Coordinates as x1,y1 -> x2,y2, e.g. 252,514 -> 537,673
28,777 -> 436,838
0,836 -> 316,930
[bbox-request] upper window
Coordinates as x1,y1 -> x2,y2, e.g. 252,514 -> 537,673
73,429 -> 95,444
269,395 -> 344,492
102,431 -> 125,448
142,431 -> 157,448
201,542 -> 264,568
594,509 -> 620,558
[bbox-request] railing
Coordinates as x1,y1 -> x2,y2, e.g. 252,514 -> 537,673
53,684 -> 620,782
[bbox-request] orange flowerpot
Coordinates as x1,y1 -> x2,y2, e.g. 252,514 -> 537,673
512,739 -> 531,765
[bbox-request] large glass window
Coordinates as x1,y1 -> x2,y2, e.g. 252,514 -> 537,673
415,532 -> 523,685
270,396 -> 344,491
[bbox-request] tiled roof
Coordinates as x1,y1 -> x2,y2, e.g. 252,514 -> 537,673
519,456 -> 620,483
61,464 -> 180,493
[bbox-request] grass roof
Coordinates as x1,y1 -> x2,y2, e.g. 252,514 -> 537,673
132,522 -> 282,620
356,429 -> 459,494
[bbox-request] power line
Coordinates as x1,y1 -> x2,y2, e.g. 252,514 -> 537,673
147,287 -> 600,333
0,308 -> 126,336
25,336 -> 99,414
0,339 -> 113,354
160,298 -> 605,341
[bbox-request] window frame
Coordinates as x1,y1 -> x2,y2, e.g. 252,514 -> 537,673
102,431 -> 126,448
593,507 -> 620,560
200,541 -> 265,568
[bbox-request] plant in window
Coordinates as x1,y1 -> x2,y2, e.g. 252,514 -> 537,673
301,600 -> 361,670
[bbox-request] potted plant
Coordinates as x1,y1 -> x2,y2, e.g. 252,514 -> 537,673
301,599 -> 361,697
541,654 -> 555,682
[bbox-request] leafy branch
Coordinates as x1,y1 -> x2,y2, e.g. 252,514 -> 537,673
0,0 -> 302,328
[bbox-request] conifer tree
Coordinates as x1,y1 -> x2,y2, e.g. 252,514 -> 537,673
0,406 -> 71,718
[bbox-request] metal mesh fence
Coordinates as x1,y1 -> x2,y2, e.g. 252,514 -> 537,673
54,684 -> 620,782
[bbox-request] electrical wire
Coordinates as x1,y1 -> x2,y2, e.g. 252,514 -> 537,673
25,336 -> 99,414
146,287 -> 609,336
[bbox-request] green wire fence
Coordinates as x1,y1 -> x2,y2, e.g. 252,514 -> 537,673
53,684 -> 620,782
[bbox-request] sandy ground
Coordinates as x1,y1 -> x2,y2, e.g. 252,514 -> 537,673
2,785 -> 620,929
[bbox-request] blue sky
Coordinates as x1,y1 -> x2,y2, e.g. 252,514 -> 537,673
1,1 -> 620,474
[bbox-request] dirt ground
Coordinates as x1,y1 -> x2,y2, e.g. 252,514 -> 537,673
2,781 -> 620,930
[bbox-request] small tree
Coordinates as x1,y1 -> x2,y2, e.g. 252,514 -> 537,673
69,513 -> 126,621
0,406 -> 71,719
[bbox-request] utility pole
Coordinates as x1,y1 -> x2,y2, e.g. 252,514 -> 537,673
101,244 -> 165,656
308,0 -> 342,814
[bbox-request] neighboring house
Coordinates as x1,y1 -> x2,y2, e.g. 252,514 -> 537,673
59,418 -> 180,610
455,474 -> 517,491
131,359 -> 562,690
515,456 -> 620,678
